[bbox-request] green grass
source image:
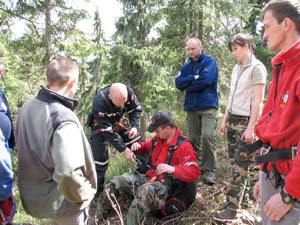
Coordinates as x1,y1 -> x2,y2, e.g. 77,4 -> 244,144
105,149 -> 136,179
12,187 -> 53,224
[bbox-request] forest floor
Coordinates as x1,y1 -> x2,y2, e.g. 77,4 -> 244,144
11,139 -> 262,225
93,145 -> 262,225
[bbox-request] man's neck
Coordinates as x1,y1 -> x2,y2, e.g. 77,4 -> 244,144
192,55 -> 201,62
280,32 -> 300,52
49,86 -> 72,98
166,128 -> 176,143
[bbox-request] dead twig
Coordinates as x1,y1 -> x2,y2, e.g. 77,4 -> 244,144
105,188 -> 125,225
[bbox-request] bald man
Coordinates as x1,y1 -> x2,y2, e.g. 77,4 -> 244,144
89,83 -> 142,197
175,37 -> 219,185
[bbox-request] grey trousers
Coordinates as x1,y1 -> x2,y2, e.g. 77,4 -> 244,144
260,171 -> 300,225
186,108 -> 217,171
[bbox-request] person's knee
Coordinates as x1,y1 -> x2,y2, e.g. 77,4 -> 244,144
202,129 -> 216,142
201,132 -> 211,140
95,163 -> 108,173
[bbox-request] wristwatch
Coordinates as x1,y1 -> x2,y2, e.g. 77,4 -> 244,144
280,189 -> 295,205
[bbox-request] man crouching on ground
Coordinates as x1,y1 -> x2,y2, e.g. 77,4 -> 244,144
97,110 -> 200,225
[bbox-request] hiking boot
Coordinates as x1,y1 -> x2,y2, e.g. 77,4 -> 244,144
96,205 -> 114,222
215,208 -> 237,220
95,190 -> 114,222
202,170 -> 216,185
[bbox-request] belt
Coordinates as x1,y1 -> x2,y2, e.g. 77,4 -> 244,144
255,144 -> 297,165
228,113 -> 250,121
240,140 -> 298,163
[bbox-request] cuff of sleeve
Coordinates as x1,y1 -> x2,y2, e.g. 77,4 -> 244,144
285,181 -> 300,199
173,166 -> 178,178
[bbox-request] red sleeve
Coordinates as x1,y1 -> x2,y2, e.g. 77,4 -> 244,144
284,143 -> 300,199
135,136 -> 157,154
172,142 -> 200,183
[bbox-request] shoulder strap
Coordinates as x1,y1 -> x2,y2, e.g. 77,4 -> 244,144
146,138 -> 158,168
166,135 -> 187,164
143,135 -> 187,170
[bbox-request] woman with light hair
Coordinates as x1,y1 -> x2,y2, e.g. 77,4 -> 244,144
217,33 -> 267,220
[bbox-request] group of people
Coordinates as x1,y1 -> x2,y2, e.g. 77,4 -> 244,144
219,1 -> 300,224
1,0 -> 300,225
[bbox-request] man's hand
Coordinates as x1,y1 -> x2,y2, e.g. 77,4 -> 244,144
131,142 -> 141,151
219,120 -> 226,137
124,148 -> 136,163
157,163 -> 175,175
253,181 -> 261,201
241,127 -> 254,143
264,193 -> 292,222
128,127 -> 138,139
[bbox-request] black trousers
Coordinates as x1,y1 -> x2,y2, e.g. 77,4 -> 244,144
90,134 -> 109,197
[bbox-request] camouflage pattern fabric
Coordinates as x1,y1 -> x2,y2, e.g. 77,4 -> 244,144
97,172 -> 168,225
225,115 -> 255,211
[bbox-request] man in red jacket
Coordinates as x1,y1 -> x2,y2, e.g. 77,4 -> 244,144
96,110 -> 200,225
253,0 -> 300,224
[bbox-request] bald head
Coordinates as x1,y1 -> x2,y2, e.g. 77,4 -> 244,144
108,83 -> 128,108
186,37 -> 203,61
186,37 -> 202,47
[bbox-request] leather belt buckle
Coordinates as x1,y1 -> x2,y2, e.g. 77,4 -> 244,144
291,146 -> 297,160
260,145 -> 271,155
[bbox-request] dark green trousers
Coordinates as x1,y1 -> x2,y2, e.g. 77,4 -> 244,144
187,108 -> 217,171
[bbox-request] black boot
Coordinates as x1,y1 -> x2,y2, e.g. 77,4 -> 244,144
202,169 -> 217,185
215,207 -> 237,220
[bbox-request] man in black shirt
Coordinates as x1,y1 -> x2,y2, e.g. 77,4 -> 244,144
89,83 -> 142,196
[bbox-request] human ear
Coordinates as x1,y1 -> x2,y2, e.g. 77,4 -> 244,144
67,77 -> 78,97
283,18 -> 294,31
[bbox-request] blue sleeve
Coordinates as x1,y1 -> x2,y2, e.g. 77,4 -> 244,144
0,134 -> 13,201
0,89 -> 15,149
187,57 -> 218,92
175,64 -> 195,91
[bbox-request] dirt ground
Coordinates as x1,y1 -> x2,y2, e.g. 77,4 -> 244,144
92,145 -> 262,225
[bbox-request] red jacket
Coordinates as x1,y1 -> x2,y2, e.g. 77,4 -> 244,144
136,126 -> 200,183
255,40 -> 300,198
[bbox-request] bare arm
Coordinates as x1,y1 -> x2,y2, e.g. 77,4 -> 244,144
220,108 -> 230,137
241,83 -> 265,143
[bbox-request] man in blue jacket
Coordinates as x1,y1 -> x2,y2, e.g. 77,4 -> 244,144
0,60 -> 15,150
175,37 -> 219,185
